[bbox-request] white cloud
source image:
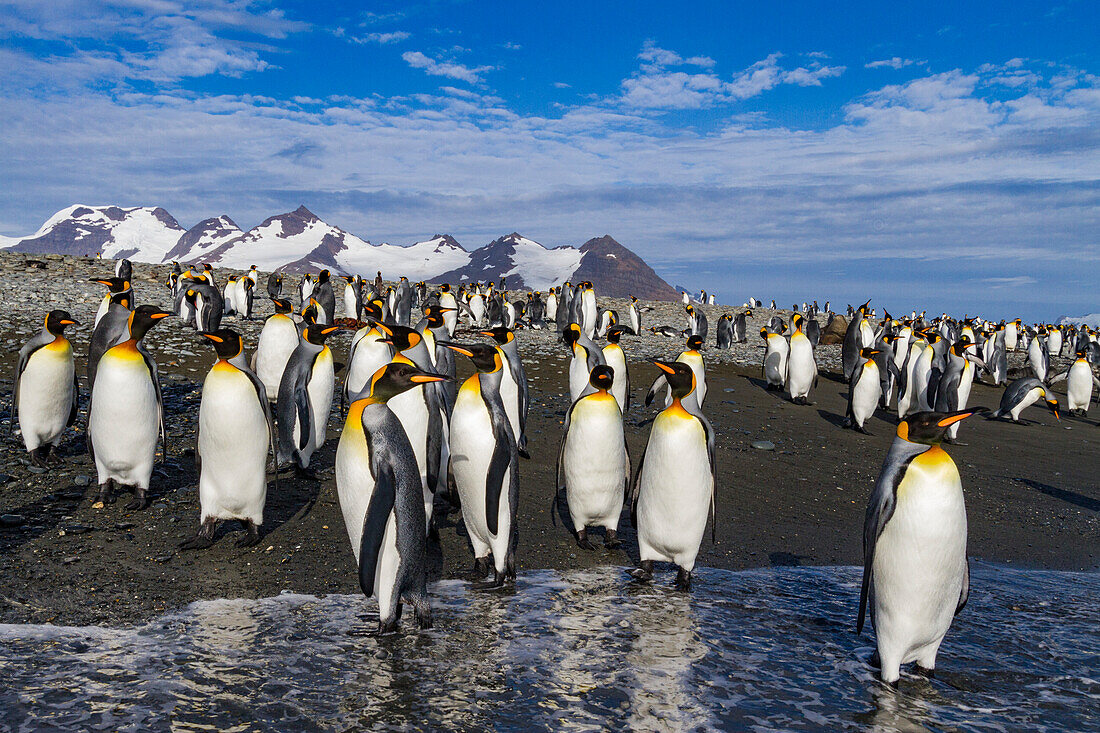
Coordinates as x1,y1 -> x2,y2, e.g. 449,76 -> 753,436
553,82 -> 571,89
401,50 -> 492,84
866,57 -> 919,70
355,31 -> 411,44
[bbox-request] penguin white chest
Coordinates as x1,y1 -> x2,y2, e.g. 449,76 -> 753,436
449,383 -> 511,555
18,341 -> 75,450
787,334 -> 815,397
335,415 -> 377,564
851,362 -> 881,425
636,409 -> 711,570
1066,361 -> 1093,410
307,347 -> 335,450
89,349 -> 159,487
563,395 -> 626,530
255,316 -> 299,400
198,366 -> 269,523
872,447 -> 967,674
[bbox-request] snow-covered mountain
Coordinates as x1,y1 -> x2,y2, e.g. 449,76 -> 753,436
2,204 -> 679,299
163,215 -> 242,263
1060,313 -> 1100,328
435,232 -> 583,291
0,205 -> 184,261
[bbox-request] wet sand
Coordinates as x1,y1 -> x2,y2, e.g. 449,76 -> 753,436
0,255 -> 1096,626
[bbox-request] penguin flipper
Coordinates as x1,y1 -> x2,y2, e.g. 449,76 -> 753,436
68,370 -> 80,428
629,445 -> 646,528
645,375 -> 665,408
955,557 -> 970,615
485,410 -> 512,537
138,342 -> 168,460
1048,370 -> 1068,385
294,385 -> 312,451
358,465 -> 396,598
858,453 -> 911,633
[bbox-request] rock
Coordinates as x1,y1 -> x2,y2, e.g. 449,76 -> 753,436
752,440 -> 776,451
27,465 -> 47,475
0,513 -> 26,527
62,556 -> 79,565
73,475 -> 91,487
65,524 -> 93,535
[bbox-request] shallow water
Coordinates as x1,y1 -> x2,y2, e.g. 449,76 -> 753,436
1,564 -> 1096,732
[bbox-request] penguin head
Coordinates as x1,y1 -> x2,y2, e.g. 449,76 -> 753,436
272,298 -> 293,314
720,314 -> 731,322
202,329 -> 243,360
1040,390 -> 1061,419
362,300 -> 384,323
759,327 -> 771,340
630,296 -> 638,304
366,362 -> 448,403
653,360 -> 695,400
127,305 -> 172,341
606,326 -> 627,343
90,276 -> 130,293
424,305 -> 454,327
563,323 -> 582,345
439,342 -> 501,372
686,334 -> 704,351
744,308 -> 753,317
303,323 -> 341,345
380,325 -> 423,352
318,270 -> 330,284
792,313 -> 804,332
440,283 -> 451,293
479,327 -> 514,345
686,305 -> 695,315
859,347 -> 880,359
45,310 -> 78,335
896,410 -> 982,445
301,302 -> 318,325
343,275 -> 355,283
243,277 -> 254,291
589,365 -> 615,392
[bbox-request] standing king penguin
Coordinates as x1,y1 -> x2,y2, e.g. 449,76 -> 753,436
631,361 -> 715,591
556,365 -> 628,550
88,306 -> 172,509
252,298 -> 299,401
12,311 -> 79,467
858,409 -> 980,685
337,362 -> 447,633
443,342 -> 520,589
181,329 -> 276,549
845,347 -> 882,434
602,326 -> 630,410
276,323 -> 340,472
786,313 -> 818,405
481,327 -> 530,458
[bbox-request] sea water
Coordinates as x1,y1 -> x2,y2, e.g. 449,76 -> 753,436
1,564 -> 1096,731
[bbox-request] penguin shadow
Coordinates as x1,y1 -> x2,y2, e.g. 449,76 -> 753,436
816,409 -> 849,429
745,376 -> 786,399
768,551 -> 812,567
1015,477 -> 1100,513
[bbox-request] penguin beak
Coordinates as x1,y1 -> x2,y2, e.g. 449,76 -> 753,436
59,319 -> 78,326
936,411 -> 975,428
409,373 -> 450,384
321,326 -> 340,335
375,323 -> 393,337
203,334 -> 224,343
150,312 -> 172,320
438,341 -> 475,358
653,360 -> 677,375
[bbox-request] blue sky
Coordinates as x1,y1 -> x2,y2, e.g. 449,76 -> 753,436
1,0 -> 1098,320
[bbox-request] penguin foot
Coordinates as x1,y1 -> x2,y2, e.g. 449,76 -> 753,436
234,520 -> 261,548
603,529 -> 622,549
124,488 -> 149,511
630,561 -> 654,583
415,603 -> 433,630
914,665 -> 935,679
96,481 -> 116,506
469,557 -> 490,579
179,518 -> 217,550
29,447 -> 50,469
45,447 -> 63,465
427,520 -> 441,544
857,425 -> 872,435
674,567 -> 692,592
576,530 -> 596,551
472,571 -> 506,591
370,619 -> 400,636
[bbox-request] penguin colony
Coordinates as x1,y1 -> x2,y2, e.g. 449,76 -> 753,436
10,261 -> 1098,683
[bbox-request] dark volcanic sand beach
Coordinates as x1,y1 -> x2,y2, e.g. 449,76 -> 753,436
0,254 -> 1096,627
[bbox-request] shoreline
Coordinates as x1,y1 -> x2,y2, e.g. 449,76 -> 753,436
0,253 -> 1096,627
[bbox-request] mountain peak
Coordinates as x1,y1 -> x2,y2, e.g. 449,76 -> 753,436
292,205 -> 318,220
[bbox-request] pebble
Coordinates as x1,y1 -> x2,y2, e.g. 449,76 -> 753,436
752,440 -> 776,451
1,513 -> 26,527
73,475 -> 91,487
65,524 -> 93,535
27,465 -> 46,475
61,556 -> 79,565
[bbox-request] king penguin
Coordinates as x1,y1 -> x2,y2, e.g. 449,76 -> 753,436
480,327 -> 530,458
646,334 -> 707,410
786,313 -> 818,405
845,347 -> 882,434
761,326 -> 789,391
442,341 -> 520,588
602,326 -> 630,410
87,305 -> 172,509
1050,350 -> 1100,415
180,329 -> 276,550
630,361 -> 715,591
556,365 -> 628,550
715,314 -> 733,350
276,323 -> 340,472
336,362 -> 447,633
858,409 -> 980,685
988,377 -> 1060,424
563,322 -> 606,402
12,310 -> 79,467
252,298 -> 299,401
